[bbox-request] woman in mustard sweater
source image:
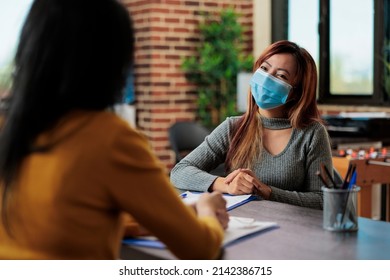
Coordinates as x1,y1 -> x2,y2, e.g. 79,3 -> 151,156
0,0 -> 228,260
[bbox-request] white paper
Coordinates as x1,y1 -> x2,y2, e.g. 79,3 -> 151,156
223,216 -> 277,246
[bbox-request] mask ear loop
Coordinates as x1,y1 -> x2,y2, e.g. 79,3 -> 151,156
284,84 -> 303,107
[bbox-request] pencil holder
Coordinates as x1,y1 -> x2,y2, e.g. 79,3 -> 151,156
322,186 -> 360,232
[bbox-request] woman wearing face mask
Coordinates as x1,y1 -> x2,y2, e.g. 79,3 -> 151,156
170,40 -> 334,210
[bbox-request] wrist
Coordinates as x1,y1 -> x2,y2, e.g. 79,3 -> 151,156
260,184 -> 272,199
211,177 -> 229,193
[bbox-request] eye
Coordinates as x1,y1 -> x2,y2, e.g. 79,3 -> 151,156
276,73 -> 288,81
259,65 -> 268,72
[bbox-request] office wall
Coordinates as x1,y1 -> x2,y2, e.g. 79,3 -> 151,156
122,0 -> 253,170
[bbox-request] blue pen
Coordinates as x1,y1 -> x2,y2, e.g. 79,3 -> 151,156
348,170 -> 357,190
180,193 -> 187,198
340,169 -> 358,227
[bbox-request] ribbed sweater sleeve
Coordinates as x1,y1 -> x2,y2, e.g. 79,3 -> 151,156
170,117 -> 333,210
170,118 -> 232,192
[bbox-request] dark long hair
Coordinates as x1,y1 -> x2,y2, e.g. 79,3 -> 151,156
225,40 -> 321,171
0,0 -> 134,229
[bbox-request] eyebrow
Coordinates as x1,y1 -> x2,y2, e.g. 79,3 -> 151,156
263,60 -> 291,76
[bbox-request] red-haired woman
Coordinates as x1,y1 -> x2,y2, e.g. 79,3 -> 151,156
171,40 -> 334,210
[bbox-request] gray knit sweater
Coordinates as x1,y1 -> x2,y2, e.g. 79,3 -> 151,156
170,116 -> 334,210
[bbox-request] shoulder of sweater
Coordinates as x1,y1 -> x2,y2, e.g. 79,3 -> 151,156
292,121 -> 328,142
212,116 -> 242,135
223,116 -> 241,129
80,110 -> 145,146
86,112 -> 156,166
300,121 -> 327,132
297,121 -> 330,145
226,116 -> 242,123
91,110 -> 138,133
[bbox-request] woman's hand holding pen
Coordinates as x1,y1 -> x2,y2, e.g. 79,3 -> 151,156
196,192 -> 229,229
224,169 -> 272,199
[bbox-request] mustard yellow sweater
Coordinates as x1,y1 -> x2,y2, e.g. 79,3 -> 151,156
0,110 -> 223,259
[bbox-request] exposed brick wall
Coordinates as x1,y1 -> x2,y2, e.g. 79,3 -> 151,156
122,0 -> 253,171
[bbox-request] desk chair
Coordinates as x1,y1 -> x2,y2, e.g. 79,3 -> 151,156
168,121 -> 225,176
169,121 -> 210,163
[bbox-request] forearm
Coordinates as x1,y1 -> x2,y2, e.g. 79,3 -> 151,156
170,118 -> 232,192
170,161 -> 219,192
269,186 -> 323,209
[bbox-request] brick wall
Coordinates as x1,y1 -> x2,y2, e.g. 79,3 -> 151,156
122,0 -> 253,171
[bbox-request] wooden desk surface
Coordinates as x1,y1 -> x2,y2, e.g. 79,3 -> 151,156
120,199 -> 390,260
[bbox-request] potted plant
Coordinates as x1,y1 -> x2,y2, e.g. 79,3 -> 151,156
182,8 -> 253,128
0,62 -> 12,97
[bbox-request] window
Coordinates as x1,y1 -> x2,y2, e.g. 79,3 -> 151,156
329,0 -> 373,95
318,0 -> 384,105
0,0 -> 33,94
273,0 -> 390,106
288,0 -> 319,69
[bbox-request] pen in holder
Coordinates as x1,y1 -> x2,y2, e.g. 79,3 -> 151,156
322,186 -> 360,232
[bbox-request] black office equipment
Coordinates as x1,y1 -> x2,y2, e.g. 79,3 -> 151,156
322,114 -> 390,148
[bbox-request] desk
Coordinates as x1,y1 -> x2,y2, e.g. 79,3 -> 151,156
120,200 -> 390,260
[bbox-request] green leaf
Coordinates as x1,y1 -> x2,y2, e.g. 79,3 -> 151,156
181,8 -> 253,127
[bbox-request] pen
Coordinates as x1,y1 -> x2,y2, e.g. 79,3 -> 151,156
316,170 -> 331,188
342,163 -> 353,189
340,169 -> 358,226
320,163 -> 336,188
348,170 -> 357,190
180,193 -> 187,198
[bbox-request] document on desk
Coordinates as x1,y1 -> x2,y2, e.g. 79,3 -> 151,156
122,216 -> 277,249
222,216 -> 277,246
180,191 -> 257,211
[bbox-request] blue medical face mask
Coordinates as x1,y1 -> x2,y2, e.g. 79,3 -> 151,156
250,69 -> 292,110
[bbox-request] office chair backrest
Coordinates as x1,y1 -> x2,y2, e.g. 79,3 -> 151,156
169,121 -> 210,163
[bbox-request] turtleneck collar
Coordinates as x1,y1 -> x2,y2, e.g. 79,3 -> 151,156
260,115 -> 292,130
